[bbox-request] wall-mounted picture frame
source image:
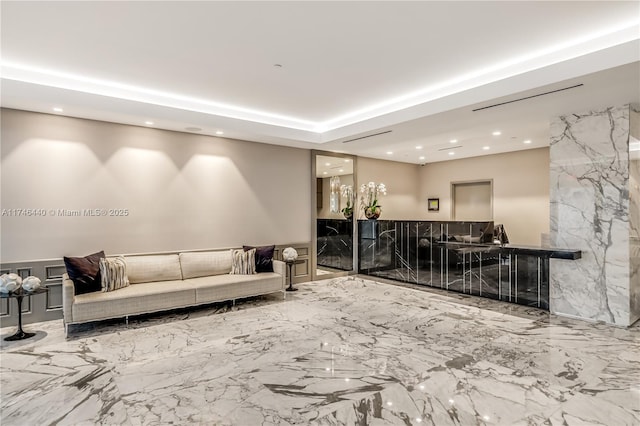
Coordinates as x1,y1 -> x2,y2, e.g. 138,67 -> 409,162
427,198 -> 439,212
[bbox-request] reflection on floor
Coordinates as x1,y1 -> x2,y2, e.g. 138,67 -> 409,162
1,277 -> 638,425
317,266 -> 347,277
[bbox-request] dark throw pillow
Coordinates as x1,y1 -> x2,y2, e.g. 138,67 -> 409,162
64,250 -> 105,295
243,245 -> 275,273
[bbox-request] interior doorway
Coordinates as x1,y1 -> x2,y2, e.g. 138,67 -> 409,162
452,180 -> 493,221
311,151 -> 357,281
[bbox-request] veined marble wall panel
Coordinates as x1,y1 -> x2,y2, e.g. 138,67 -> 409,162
628,107 -> 640,324
550,105 -> 631,325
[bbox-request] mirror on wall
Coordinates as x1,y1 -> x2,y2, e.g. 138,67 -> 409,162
312,152 -> 356,280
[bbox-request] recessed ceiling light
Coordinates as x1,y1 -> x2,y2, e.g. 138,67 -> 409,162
344,159 -> 350,162
323,171 -> 328,175
449,152 -> 455,156
215,130 -> 224,135
325,162 -> 331,166
386,151 -> 393,155
53,107 -> 63,113
449,139 -> 457,144
524,139 -> 532,144
419,156 -> 425,160
145,121 -> 154,126
483,146 -> 490,150
492,131 -> 502,136
416,146 -> 422,150
339,169 -> 344,172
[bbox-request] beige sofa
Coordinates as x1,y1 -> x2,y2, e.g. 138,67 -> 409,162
62,249 -> 286,333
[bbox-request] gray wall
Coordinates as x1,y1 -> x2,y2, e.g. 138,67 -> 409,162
1,109 -> 312,326
1,109 -> 311,261
417,148 -> 550,245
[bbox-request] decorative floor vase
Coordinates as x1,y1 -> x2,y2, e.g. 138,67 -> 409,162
364,206 -> 381,220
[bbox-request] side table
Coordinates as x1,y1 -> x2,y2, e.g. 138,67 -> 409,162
1,287 -> 48,341
285,260 -> 304,292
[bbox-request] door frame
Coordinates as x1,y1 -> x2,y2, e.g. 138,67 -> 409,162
450,179 -> 494,220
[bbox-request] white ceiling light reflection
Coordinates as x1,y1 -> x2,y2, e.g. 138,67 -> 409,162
53,107 -> 63,113
215,130 -> 224,135
449,139 -> 458,144
524,139 -> 532,144
492,131 -> 501,136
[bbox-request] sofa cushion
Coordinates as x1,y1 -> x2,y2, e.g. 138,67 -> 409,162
100,257 -> 130,292
243,245 -> 275,273
72,279 -> 194,323
179,250 -> 232,279
64,250 -> 105,295
125,254 -> 183,284
230,248 -> 256,275
188,273 -> 284,305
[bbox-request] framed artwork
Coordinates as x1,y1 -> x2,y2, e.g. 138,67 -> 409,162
427,198 -> 439,212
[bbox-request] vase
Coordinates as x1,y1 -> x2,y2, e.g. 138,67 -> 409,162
364,206 -> 381,220
343,210 -> 353,220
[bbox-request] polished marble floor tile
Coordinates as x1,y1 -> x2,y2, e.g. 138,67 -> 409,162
1,277 -> 638,425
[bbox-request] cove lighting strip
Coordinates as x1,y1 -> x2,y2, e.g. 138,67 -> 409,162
2,19 -> 638,136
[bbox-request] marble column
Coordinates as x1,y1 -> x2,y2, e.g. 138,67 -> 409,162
550,104 -> 639,326
629,108 -> 640,322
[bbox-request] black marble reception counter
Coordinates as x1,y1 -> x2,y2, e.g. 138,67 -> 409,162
317,218 -> 353,271
358,220 -> 581,310
495,244 -> 581,260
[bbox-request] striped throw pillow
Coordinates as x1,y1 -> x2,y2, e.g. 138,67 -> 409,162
230,248 -> 256,275
100,257 -> 130,292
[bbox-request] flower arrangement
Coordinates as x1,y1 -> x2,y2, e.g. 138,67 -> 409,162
359,181 -> 387,219
340,184 -> 355,219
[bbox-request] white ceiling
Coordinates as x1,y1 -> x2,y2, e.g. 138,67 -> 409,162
1,1 -> 639,164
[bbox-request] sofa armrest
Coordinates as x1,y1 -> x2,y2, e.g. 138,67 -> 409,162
272,260 -> 286,289
62,273 -> 75,324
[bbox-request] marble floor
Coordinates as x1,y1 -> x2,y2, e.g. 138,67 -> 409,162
1,277 -> 638,425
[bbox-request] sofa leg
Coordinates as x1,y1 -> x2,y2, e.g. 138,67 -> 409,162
64,322 -> 68,338
283,290 -> 286,300
232,299 -> 236,307
125,315 -> 129,326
